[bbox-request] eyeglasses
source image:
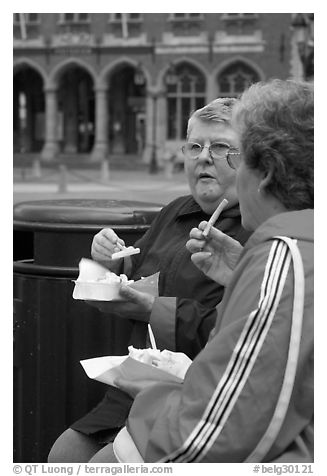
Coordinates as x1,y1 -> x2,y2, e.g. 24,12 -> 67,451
182,142 -> 241,169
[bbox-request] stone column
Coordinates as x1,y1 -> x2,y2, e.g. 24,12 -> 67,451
146,87 -> 161,173
206,74 -> 217,102
156,93 -> 166,167
41,87 -> 59,161
91,86 -> 109,162
142,93 -> 152,163
290,36 -> 304,81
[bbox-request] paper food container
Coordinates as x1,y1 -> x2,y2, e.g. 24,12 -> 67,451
128,272 -> 159,296
73,280 -> 124,301
72,258 -> 159,301
80,354 -> 183,388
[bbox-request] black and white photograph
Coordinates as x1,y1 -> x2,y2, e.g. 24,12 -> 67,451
11,7 -> 315,472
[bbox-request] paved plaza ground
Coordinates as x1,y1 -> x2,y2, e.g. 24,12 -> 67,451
13,165 -> 189,206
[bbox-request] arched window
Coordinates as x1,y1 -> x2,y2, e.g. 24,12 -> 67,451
59,13 -> 90,23
218,62 -> 260,96
166,63 -> 206,140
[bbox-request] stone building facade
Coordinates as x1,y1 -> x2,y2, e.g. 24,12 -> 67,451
13,13 -> 299,168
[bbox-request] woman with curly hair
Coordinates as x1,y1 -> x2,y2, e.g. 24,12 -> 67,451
108,79 -> 314,463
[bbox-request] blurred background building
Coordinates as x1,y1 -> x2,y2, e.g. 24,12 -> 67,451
13,13 -> 314,172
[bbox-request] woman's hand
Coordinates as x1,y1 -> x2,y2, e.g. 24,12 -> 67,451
86,286 -> 155,322
114,351 -> 192,397
91,228 -> 126,266
152,350 -> 192,379
116,285 -> 155,321
186,221 -> 243,286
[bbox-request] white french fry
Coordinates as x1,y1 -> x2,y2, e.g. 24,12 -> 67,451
148,324 -> 157,350
202,198 -> 228,237
111,246 -> 140,260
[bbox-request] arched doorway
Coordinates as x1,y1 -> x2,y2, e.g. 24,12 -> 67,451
165,62 -> 206,141
57,66 -> 95,153
13,66 -> 45,152
108,65 -> 146,154
217,61 -> 260,96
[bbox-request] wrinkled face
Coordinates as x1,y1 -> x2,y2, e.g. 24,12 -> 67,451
236,156 -> 265,231
184,119 -> 239,214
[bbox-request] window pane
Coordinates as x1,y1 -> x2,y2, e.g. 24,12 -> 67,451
181,75 -> 191,93
167,98 -> 177,139
181,98 -> 191,139
218,62 -> 259,95
225,13 -> 256,19
64,13 -> 74,22
189,13 -> 201,18
28,13 -> 39,22
174,13 -> 186,18
195,77 -> 205,93
79,13 -> 89,21
196,97 -> 205,110
167,83 -> 177,94
129,13 -> 141,20
219,76 -> 230,93
234,74 -> 246,93
167,64 -> 206,139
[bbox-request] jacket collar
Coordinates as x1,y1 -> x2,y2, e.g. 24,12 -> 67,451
178,195 -> 241,219
244,209 -> 314,250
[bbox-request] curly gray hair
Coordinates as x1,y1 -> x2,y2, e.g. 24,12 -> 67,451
232,79 -> 314,210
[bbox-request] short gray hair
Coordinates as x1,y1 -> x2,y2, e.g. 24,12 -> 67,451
187,97 -> 237,139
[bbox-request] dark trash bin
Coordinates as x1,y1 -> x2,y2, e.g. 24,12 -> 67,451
13,199 -> 162,462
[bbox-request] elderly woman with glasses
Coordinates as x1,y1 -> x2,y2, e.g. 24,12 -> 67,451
182,112 -> 241,215
108,79 -> 313,463
48,98 -> 250,463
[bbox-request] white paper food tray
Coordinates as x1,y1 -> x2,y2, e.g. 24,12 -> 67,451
73,281 -> 124,301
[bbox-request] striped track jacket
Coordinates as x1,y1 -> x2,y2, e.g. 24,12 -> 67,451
126,209 -> 314,462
